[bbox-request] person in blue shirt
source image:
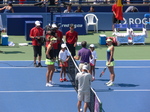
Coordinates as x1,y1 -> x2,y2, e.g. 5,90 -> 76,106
0,1 -> 14,13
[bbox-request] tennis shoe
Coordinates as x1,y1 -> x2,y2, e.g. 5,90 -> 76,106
38,63 -> 42,67
107,82 -> 114,86
46,83 -> 53,87
105,80 -> 112,85
60,78 -> 64,82
63,78 -> 68,81
34,63 -> 38,67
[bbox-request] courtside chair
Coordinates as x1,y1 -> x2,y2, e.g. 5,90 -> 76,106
114,24 -> 130,45
84,13 -> 98,33
130,24 -> 147,45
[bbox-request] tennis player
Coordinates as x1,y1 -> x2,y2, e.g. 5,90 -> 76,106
58,44 -> 70,82
45,37 -> 57,87
106,38 -> 116,86
89,44 -> 97,81
75,64 -> 92,112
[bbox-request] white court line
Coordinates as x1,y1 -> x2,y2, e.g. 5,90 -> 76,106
0,67 -> 45,68
1,66 -> 150,69
97,60 -> 150,61
0,60 -> 150,62
0,90 -> 76,93
96,66 -> 150,68
0,89 -> 149,93
113,89 -> 150,92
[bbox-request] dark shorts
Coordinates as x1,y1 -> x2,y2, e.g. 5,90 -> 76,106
66,43 -> 76,57
33,46 -> 42,57
112,14 -> 121,24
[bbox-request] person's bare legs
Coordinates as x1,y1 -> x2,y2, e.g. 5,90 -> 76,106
108,66 -> 115,82
49,65 -> 55,82
77,101 -> 82,112
83,102 -> 88,112
38,56 -> 41,63
34,57 -> 37,63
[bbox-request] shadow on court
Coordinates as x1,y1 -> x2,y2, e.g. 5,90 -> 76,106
93,88 -> 113,92
2,51 -> 25,54
95,79 -> 110,82
114,83 -> 139,87
54,84 -> 74,88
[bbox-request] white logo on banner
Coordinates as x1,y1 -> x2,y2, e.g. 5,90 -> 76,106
61,24 -> 83,28
123,17 -> 150,25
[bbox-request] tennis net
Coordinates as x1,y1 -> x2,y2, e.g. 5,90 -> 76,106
66,53 -> 102,112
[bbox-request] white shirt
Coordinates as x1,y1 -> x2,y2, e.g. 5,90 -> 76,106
63,9 -> 73,13
59,49 -> 70,62
90,50 -> 97,65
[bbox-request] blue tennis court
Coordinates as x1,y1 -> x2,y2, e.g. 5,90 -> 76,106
0,60 -> 150,112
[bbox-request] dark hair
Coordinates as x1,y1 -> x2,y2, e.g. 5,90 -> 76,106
69,24 -> 74,28
81,41 -> 87,48
132,7 -> 138,12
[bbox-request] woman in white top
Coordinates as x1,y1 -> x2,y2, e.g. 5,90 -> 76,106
89,44 -> 97,81
58,44 -> 70,82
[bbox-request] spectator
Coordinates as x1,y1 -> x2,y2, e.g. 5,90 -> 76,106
125,6 -> 139,13
88,6 -> 95,12
112,0 -> 123,35
51,24 -> 59,61
0,1 -> 14,13
74,41 -> 92,73
34,0 -> 57,7
74,6 -> 84,13
143,0 -> 149,4
44,24 -> 53,52
55,23 -> 63,54
58,44 -> 70,82
75,64 -> 92,112
65,24 -> 78,57
44,23 -> 51,51
53,23 -> 63,71
126,0 -> 130,4
89,44 -> 97,81
30,20 -> 44,67
51,24 -> 60,72
19,0 -> 26,4
63,4 -> 73,13
45,37 -> 57,87
44,23 -> 51,35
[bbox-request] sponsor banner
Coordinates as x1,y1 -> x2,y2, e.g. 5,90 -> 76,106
55,14 -> 86,35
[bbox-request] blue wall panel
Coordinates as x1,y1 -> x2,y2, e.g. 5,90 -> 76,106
1,12 -> 150,36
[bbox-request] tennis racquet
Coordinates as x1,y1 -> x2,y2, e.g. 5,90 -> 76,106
100,67 -> 107,77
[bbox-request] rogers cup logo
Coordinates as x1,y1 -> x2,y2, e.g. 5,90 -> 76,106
61,24 -> 83,28
123,17 -> 149,25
